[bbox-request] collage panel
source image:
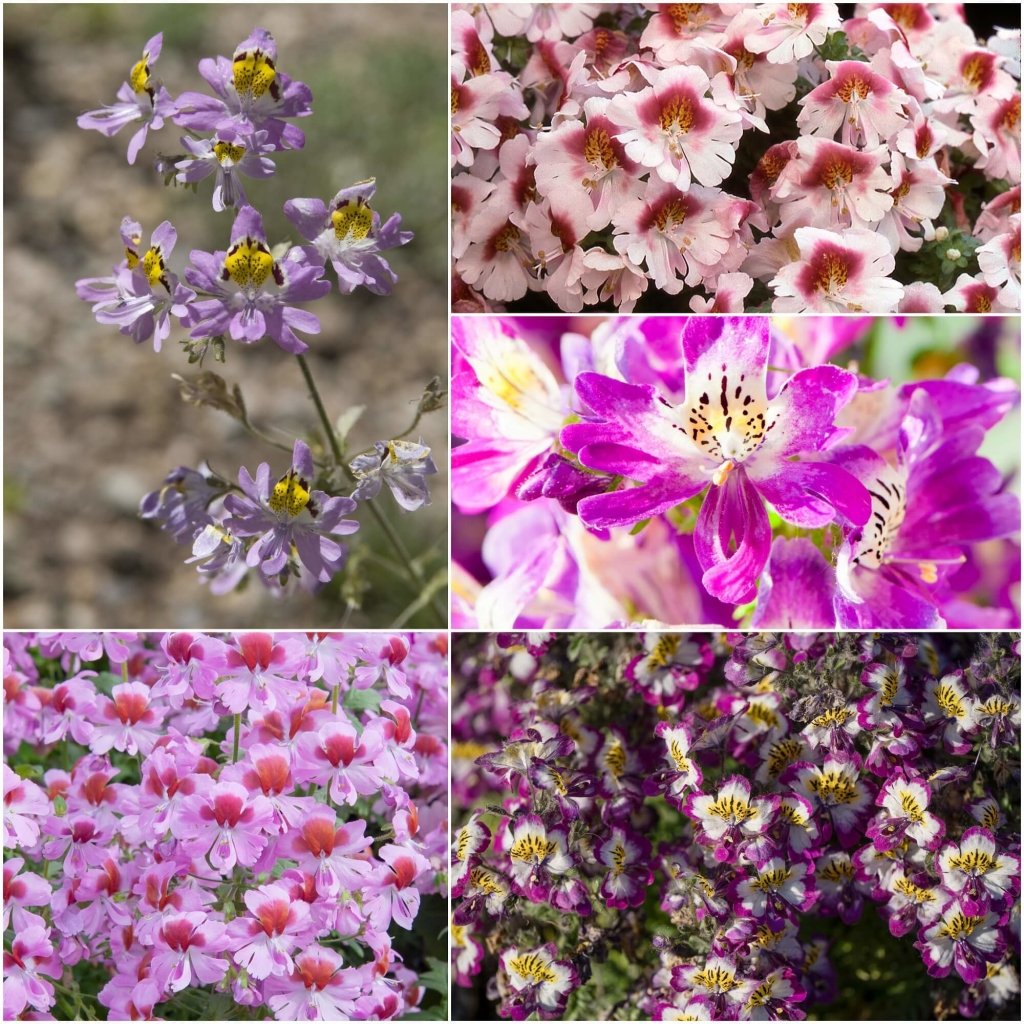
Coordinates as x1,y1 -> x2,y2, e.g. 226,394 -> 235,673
2,630 -> 449,1020
452,313 -> 1021,631
3,4 -> 448,629
451,631 -> 1022,1021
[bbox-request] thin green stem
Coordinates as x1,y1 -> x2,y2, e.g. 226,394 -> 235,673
295,353 -> 444,621
232,713 -> 241,763
331,683 -> 340,715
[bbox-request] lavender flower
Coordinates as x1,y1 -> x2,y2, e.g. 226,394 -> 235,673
350,439 -> 437,511
224,440 -> 359,583
77,33 -> 176,164
283,180 -> 413,295
175,130 -> 276,211
184,205 -> 329,353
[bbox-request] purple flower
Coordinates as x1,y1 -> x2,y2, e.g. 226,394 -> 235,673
77,33 -> 175,164
139,462 -> 225,543
499,943 -> 579,1021
917,902 -> 1006,984
76,217 -> 195,351
173,29 -> 313,149
834,388 -> 1020,628
562,316 -> 870,603
185,205 -> 329,354
175,129 -> 276,211
284,180 -> 413,295
224,440 -> 359,584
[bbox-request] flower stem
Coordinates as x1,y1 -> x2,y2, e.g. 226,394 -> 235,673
232,713 -> 241,762
295,353 -> 444,622
331,683 -> 340,715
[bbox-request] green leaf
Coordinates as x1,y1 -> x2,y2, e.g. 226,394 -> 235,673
629,518 -> 651,536
13,763 -> 43,780
344,688 -> 384,714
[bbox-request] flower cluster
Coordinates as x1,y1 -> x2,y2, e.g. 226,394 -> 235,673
451,631 -> 1021,1021
451,4 -> 1021,313
452,314 -> 1021,629
74,29 -> 441,609
3,631 -> 448,1021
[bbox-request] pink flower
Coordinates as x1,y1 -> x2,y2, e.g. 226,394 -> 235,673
295,720 -> 386,805
228,882 -> 312,980
607,65 -> 742,190
284,808 -> 373,897
178,780 -> 275,873
2,924 -> 62,1016
976,214 -> 1021,308
744,3 -> 841,64
214,632 -> 304,713
90,681 -> 164,756
489,3 -> 603,43
264,945 -> 363,1021
942,273 -> 1013,314
455,186 -> 534,302
770,227 -> 903,313
230,742 -> 312,829
38,671 -> 97,745
689,271 -> 755,313
42,814 -> 115,877
2,856 -> 51,931
798,60 -> 911,147
639,4 -> 731,63
897,282 -> 945,312
580,248 -> 649,311
151,911 -> 230,992
451,60 -> 527,169
364,844 -> 432,931
353,634 -> 412,697
773,138 -> 893,231
877,153 -> 953,254
3,763 -> 50,849
522,196 -> 591,312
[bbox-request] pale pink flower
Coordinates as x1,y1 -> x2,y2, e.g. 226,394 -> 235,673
770,226 -> 903,313
451,8 -> 498,78
639,3 -> 732,63
580,248 -> 649,311
717,10 -> 799,119
877,153 -> 953,253
894,109 -> 966,163
612,177 -> 754,294
773,137 -> 893,231
488,3 -> 604,43
1,925 -> 61,1016
607,65 -> 742,190
452,173 -> 496,260
972,94 -> 1022,185
974,186 -> 1021,242
977,214 -> 1021,308
522,197 -> 591,312
455,186 -> 534,302
451,59 -> 526,169
798,60 -> 912,147
942,273 -> 1015,313
897,282 -> 945,312
689,271 -> 755,313
2,857 -> 51,931
533,96 -> 643,230
89,681 -> 164,757
744,2 -> 841,64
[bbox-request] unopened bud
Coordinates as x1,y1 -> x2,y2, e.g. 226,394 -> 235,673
945,248 -> 961,261
934,225 -> 949,241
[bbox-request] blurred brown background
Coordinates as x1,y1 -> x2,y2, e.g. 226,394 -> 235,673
3,4 -> 448,627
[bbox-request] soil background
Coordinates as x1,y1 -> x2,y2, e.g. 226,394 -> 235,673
3,3 -> 449,628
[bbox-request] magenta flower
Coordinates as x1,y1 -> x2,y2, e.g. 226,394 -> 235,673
213,631 -> 304,714
1,924 -> 62,1016
264,945 -> 362,1021
562,316 -> 870,603
686,775 -> 778,862
178,781 -> 275,872
283,808 -> 373,897
90,681 -> 165,756
784,753 -> 873,848
936,827 -> 1020,916
607,65 -> 743,190
918,903 -> 1006,984
2,856 -> 51,931
866,775 -> 945,852
185,205 -> 330,354
228,882 -> 312,980
232,743 -> 311,829
596,826 -> 653,910
151,911 -> 231,992
77,33 -> 175,164
364,844 -> 432,931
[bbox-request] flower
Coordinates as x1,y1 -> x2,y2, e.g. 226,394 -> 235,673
867,775 -> 945,852
918,904 -> 1006,984
1,924 -> 62,1016
178,781 -> 275,873
499,943 -> 579,1020
224,440 -> 359,584
936,827 -> 1020,916
77,33 -> 176,164
151,911 -> 231,992
607,65 -> 743,191
263,945 -> 362,1021
283,180 -> 413,295
228,883 -> 312,980
185,205 -> 330,354
350,439 -> 437,511
686,774 -> 778,862
175,130 -> 276,211
76,217 -> 196,351
174,28 -> 313,149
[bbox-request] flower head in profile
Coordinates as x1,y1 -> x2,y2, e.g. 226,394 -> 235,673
350,439 -> 437,511
174,28 -> 313,149
185,205 -> 329,354
284,180 -> 413,295
76,217 -> 195,351
224,440 -> 359,584
77,33 -> 176,164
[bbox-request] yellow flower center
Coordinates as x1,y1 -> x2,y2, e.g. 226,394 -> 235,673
129,56 -> 151,95
268,470 -> 312,519
693,965 -> 739,993
819,858 -> 854,883
214,141 -> 246,166
836,75 -> 871,102
509,952 -> 556,985
509,832 -> 556,863
939,912 -> 984,941
766,739 -> 803,779
332,202 -> 373,242
659,95 -> 695,134
808,768 -> 857,805
752,866 -> 790,891
223,238 -> 276,289
648,634 -> 681,668
950,849 -> 996,874
233,48 -> 277,99
604,737 -> 626,779
706,793 -> 756,824
583,127 -> 618,171
935,684 -> 966,719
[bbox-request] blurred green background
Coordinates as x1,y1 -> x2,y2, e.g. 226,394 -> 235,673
3,3 -> 448,627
